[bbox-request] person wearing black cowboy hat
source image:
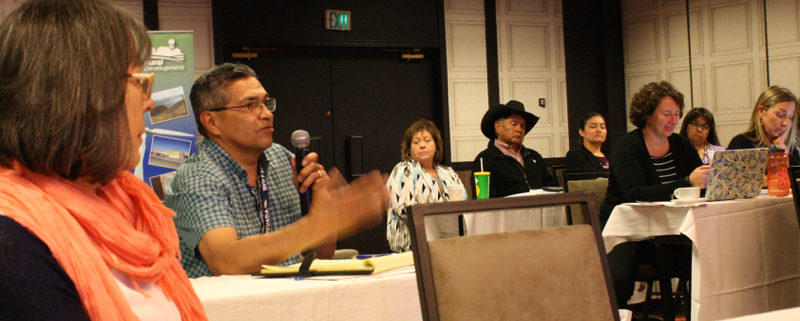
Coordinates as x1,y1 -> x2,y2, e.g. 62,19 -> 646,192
470,100 -> 556,198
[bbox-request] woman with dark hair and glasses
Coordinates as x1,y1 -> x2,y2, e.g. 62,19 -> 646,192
679,107 -> 725,164
566,112 -> 610,177
0,0 -> 206,320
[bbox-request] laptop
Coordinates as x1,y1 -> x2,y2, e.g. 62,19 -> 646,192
705,148 -> 769,201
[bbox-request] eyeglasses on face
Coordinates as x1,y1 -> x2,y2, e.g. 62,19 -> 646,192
125,73 -> 154,100
207,97 -> 277,114
690,122 -> 710,131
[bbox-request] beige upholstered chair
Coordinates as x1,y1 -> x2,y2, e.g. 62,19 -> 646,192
407,192 -> 619,321
566,177 -> 608,225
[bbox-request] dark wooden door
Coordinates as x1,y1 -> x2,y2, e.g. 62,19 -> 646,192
231,46 -> 438,253
238,47 -> 335,168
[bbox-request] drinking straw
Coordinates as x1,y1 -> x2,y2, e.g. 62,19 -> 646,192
480,157 -> 484,172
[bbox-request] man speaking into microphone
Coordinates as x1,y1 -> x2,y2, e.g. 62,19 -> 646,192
165,63 -> 387,278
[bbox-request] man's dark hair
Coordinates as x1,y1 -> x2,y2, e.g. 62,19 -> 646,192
190,63 -> 258,137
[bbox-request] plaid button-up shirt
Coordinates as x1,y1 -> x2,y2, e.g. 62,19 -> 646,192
165,139 -> 301,278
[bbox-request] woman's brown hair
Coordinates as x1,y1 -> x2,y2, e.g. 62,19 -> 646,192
400,119 -> 444,164
0,0 -> 152,184
629,81 -> 685,129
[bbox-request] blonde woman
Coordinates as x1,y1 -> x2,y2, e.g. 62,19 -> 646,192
728,86 -> 800,164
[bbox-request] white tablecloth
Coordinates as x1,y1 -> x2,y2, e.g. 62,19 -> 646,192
721,306 -> 800,320
602,195 -> 800,320
190,267 -> 421,321
463,189 -> 568,236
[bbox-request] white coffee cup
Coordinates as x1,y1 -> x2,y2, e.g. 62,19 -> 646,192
672,187 -> 700,201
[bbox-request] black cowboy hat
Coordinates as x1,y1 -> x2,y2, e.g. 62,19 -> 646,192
480,100 -> 539,139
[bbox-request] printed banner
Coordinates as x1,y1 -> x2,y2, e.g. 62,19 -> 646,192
135,31 -> 198,200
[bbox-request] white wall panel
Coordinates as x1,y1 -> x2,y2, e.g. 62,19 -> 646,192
506,0 -> 546,15
509,79 -> 551,126
454,137 -> 489,161
765,0 -> 800,46
626,72 -> 661,104
524,135 -> 554,156
666,12 -> 690,59
447,0 -> 566,159
451,80 -> 489,129
768,55 -> 800,94
556,24 -> 565,71
508,23 -> 549,70
623,0 -> 658,12
625,17 -> 661,65
712,61 -> 754,112
559,79 -> 568,126
667,68 -> 693,104
710,2 -> 752,55
446,0 -> 484,13
688,10 -> 703,57
449,22 -> 488,71
691,67 -> 707,108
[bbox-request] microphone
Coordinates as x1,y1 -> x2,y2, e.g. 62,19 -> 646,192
291,129 -> 311,216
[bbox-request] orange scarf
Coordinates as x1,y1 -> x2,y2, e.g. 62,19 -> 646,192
0,163 -> 206,321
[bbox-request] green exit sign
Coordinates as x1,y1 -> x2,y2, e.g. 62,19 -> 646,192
325,9 -> 351,31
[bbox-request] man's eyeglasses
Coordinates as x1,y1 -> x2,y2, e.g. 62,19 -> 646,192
690,122 -> 710,131
125,73 -> 154,100
208,97 -> 277,114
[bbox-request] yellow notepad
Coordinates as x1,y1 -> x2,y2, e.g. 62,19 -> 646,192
258,252 -> 413,276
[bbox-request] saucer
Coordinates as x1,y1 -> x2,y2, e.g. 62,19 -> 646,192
672,198 -> 706,205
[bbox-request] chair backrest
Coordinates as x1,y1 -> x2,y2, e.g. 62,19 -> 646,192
545,157 -> 568,187
450,161 -> 474,200
407,193 -> 619,321
788,165 -> 800,230
566,177 -> 609,225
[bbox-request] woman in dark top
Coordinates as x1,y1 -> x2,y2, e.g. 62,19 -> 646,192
679,107 -> 725,164
728,86 -> 800,165
601,81 -> 709,308
566,112 -> 610,178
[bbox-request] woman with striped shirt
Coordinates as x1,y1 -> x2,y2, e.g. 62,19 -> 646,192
599,81 -> 710,308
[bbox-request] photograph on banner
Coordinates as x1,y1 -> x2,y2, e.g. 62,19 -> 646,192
149,171 -> 177,201
136,31 -> 199,190
148,135 -> 192,170
150,86 -> 190,125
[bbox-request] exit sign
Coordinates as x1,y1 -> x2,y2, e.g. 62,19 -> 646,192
325,9 -> 351,31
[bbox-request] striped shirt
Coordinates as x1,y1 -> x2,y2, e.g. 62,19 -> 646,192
651,151 -> 680,184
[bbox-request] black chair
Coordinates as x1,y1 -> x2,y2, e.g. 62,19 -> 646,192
407,192 -> 620,321
788,165 -> 800,230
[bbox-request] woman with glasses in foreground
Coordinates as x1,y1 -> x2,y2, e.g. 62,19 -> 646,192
0,0 -> 206,320
679,107 -> 725,164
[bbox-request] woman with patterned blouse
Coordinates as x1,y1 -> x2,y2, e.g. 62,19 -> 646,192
386,119 -> 467,252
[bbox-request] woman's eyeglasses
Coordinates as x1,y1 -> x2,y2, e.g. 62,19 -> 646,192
208,97 -> 277,114
690,122 -> 710,131
125,73 -> 155,100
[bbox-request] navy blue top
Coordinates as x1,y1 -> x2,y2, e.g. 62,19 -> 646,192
0,215 -> 90,320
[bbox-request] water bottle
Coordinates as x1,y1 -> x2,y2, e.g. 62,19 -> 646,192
767,145 -> 790,197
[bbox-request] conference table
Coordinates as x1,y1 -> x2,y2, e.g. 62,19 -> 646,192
463,189 -> 567,236
190,267 -> 422,321
721,306 -> 800,320
602,193 -> 800,320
